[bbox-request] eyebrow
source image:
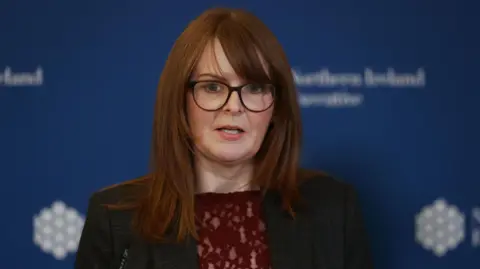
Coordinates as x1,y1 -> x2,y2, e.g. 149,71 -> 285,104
195,73 -> 227,81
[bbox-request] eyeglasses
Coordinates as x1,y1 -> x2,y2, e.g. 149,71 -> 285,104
188,80 -> 275,112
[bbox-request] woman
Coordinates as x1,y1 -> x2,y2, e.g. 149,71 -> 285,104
75,7 -> 374,269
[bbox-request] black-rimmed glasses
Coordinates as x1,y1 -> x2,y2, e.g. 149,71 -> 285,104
188,80 -> 275,112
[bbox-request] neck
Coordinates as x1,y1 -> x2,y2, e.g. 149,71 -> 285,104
194,156 -> 256,193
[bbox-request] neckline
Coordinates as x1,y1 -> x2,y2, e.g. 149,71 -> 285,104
195,190 -> 262,207
196,189 -> 260,195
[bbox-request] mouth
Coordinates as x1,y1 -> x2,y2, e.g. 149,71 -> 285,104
215,125 -> 245,134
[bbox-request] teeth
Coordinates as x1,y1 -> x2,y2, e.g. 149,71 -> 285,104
221,129 -> 240,134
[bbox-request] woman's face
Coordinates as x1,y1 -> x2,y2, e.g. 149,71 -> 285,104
187,39 -> 274,165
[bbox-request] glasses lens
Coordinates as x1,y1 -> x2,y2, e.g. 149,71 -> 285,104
193,81 -> 275,112
193,81 -> 229,110
240,84 -> 274,111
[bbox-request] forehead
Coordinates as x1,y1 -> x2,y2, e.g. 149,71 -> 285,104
192,38 -> 270,81
193,39 -> 236,79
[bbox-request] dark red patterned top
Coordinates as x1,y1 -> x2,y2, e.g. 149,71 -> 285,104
195,190 -> 272,269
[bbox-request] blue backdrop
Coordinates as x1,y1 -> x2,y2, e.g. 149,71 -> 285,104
1,0 -> 478,268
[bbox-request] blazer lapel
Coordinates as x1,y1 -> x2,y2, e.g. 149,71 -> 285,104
150,235 -> 198,269
262,190 -> 314,269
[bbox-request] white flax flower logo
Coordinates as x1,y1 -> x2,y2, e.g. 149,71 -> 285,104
415,198 -> 465,257
33,201 -> 85,260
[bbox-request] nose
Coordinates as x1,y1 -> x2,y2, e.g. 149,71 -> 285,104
222,91 -> 244,113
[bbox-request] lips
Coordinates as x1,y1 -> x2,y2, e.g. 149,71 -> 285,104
215,125 -> 245,133
214,125 -> 245,141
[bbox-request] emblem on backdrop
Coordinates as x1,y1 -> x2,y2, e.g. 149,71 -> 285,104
415,198 -> 479,257
33,200 -> 85,260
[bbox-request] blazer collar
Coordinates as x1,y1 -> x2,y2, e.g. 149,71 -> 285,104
144,189 -> 314,269
262,189 -> 314,269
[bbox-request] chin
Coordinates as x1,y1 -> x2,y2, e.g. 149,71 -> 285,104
211,148 -> 254,163
214,153 -> 250,163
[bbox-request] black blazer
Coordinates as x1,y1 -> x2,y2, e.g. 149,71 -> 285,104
75,174 -> 374,269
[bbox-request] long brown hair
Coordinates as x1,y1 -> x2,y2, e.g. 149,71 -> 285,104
111,7 -> 305,243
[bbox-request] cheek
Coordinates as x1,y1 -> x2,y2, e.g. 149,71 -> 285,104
187,95 -> 212,136
249,110 -> 273,135
186,96 -> 197,125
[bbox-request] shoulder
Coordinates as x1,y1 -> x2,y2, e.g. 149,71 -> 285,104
75,176 -> 149,267
90,175 -> 149,206
85,176 -> 150,240
297,169 -> 358,211
82,175 -> 149,230
299,172 -> 373,269
295,170 -> 374,268
295,169 -> 365,229
85,175 -> 149,235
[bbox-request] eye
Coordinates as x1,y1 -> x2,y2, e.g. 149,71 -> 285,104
243,84 -> 266,94
200,82 -> 223,92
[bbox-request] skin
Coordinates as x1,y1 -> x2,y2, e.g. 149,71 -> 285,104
187,39 -> 274,193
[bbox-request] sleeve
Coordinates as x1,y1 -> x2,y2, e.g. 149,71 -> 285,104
75,192 -> 113,269
344,185 -> 375,269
